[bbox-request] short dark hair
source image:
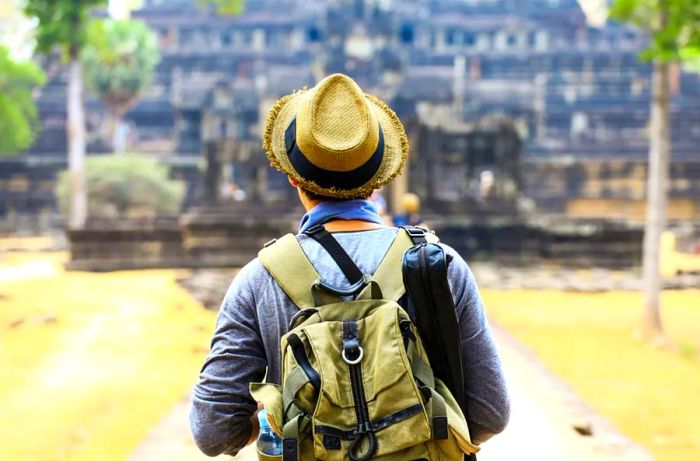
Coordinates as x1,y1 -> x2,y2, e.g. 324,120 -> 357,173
300,188 -> 371,202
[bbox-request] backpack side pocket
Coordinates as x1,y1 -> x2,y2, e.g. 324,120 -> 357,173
250,383 -> 283,436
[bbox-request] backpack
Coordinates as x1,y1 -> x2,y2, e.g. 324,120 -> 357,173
249,226 -> 479,461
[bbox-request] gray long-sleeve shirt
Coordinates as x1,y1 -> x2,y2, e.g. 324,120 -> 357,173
190,228 -> 510,457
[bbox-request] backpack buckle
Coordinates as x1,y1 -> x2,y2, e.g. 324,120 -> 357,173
403,226 -> 427,244
305,223 -> 325,235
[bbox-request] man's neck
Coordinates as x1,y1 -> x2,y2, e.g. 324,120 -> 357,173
322,219 -> 385,232
300,194 -> 386,232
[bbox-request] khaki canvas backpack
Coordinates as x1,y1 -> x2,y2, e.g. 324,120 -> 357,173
250,227 -> 479,461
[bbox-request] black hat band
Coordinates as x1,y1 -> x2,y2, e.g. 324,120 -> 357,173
284,117 -> 385,191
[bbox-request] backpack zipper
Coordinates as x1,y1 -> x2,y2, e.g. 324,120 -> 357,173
342,321 -> 377,460
347,356 -> 379,461
348,359 -> 372,433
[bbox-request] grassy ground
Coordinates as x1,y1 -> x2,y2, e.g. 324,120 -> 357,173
0,252 -> 216,461
483,289 -> 700,461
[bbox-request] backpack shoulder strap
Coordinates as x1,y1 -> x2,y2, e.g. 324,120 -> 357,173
373,227 -> 439,301
402,226 -> 439,245
305,224 -> 363,284
258,234 -> 320,309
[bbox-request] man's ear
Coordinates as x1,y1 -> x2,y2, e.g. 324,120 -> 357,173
288,177 -> 299,188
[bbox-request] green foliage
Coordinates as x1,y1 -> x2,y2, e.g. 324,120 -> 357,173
55,154 -> 185,219
609,0 -> 700,62
200,0 -> 245,15
24,0 -> 107,59
83,19 -> 160,115
0,46 -> 46,156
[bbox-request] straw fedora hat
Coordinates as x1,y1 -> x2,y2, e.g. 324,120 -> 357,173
263,73 -> 408,199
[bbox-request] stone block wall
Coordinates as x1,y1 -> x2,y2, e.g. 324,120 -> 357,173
524,159 -> 700,221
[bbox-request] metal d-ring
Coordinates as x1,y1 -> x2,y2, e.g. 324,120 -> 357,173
342,346 -> 364,365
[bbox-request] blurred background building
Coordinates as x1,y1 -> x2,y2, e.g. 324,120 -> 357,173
2,0 -> 700,225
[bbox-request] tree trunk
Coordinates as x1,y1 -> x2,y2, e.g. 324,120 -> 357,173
110,111 -> 129,154
641,60 -> 671,341
67,56 -> 87,229
114,117 -> 130,153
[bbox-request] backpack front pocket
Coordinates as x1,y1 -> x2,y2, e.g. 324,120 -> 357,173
301,304 -> 433,460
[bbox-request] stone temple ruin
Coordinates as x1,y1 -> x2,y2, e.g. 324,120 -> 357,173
2,0 -> 699,269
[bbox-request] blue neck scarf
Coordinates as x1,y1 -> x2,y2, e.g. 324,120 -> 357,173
299,199 -> 385,233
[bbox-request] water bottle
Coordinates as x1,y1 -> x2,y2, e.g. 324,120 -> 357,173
257,408 -> 283,456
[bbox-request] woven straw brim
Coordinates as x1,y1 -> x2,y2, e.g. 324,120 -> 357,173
262,88 -> 409,199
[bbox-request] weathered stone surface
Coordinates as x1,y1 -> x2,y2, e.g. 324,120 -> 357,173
64,206 -> 298,271
65,218 -> 186,271
471,263 -> 700,291
176,269 -> 239,311
433,216 -> 644,269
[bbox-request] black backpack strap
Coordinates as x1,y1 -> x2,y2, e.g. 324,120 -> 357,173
305,224 -> 364,285
401,225 -> 428,245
